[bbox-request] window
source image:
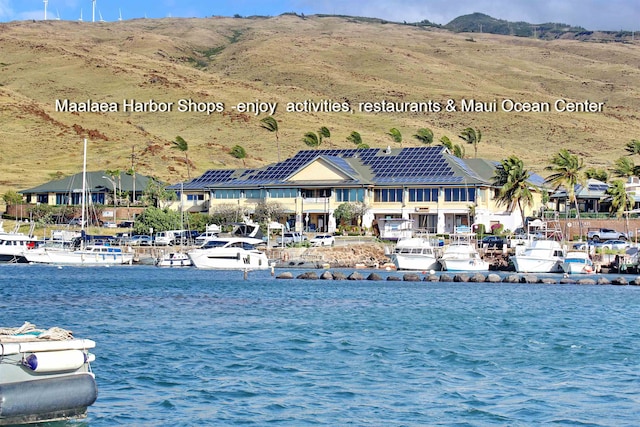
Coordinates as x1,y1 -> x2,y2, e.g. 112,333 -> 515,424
187,194 -> 205,201
215,189 -> 241,199
374,188 -> 403,203
269,188 -> 297,198
336,188 -> 364,202
244,189 -> 262,199
444,187 -> 476,202
408,188 -> 439,202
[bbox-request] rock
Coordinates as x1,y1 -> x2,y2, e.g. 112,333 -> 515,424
453,274 -> 470,282
320,271 -> 334,280
577,278 -> 597,285
633,277 -> 640,286
486,273 -> 502,283
503,274 -> 520,283
597,277 -> 611,285
387,275 -> 401,281
424,274 -> 439,282
469,273 -> 486,283
559,278 -> 576,284
540,278 -> 558,284
276,272 -> 294,279
347,271 -> 363,280
403,273 -> 421,282
439,274 -> 453,282
611,276 -> 628,286
333,271 -> 347,280
297,271 -> 318,280
520,274 -> 538,283
367,273 -> 383,281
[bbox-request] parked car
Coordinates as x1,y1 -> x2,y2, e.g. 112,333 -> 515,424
130,235 -> 153,246
481,235 -> 505,249
587,228 -> 627,242
310,234 -> 335,247
103,221 -> 117,228
276,232 -> 308,246
118,220 -> 135,228
598,240 -> 629,251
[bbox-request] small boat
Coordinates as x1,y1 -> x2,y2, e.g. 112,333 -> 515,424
0,322 -> 97,425
187,237 -> 270,270
0,223 -> 41,263
562,251 -> 594,274
23,243 -> 134,265
439,233 -> 489,272
390,236 -> 441,271
511,239 -> 566,273
156,251 -> 192,267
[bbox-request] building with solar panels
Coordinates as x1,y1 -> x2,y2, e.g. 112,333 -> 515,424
167,146 -> 548,236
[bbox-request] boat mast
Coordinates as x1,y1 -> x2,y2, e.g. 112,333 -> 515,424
81,138 -> 87,234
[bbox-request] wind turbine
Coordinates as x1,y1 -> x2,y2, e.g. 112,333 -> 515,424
92,0 -> 96,23
43,0 -> 48,20
79,8 -> 83,21
99,10 -> 105,22
119,8 -> 123,21
56,9 -> 61,20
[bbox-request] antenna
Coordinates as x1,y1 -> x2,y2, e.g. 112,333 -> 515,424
43,0 -> 48,20
92,0 -> 96,23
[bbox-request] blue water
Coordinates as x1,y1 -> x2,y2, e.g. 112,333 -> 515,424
1,264 -> 639,426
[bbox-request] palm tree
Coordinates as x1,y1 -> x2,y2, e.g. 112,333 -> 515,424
347,131 -> 368,148
492,156 -> 535,229
613,157 -> 637,178
387,128 -> 402,147
624,139 -> 640,156
260,116 -> 280,161
413,128 -> 434,145
440,136 -> 465,158
459,127 -> 482,158
584,167 -> 609,182
302,131 -> 320,149
545,149 -> 585,237
606,179 -> 633,234
172,135 -> 191,179
318,126 -> 331,146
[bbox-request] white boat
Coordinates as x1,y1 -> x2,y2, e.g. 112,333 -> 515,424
390,236 -> 441,271
24,243 -> 133,265
439,234 -> 490,271
187,237 -> 270,270
511,239 -> 566,273
562,251 -> 594,274
0,223 -> 41,263
0,322 -> 97,425
156,251 -> 192,267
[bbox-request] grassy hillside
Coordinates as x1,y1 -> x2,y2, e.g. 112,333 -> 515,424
0,14 -> 639,204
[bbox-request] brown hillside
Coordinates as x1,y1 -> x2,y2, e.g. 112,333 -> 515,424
0,15 -> 639,201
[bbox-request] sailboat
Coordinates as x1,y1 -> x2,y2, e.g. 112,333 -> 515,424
23,139 -> 134,266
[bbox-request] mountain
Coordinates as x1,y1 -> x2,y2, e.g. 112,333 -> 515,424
0,14 -> 639,201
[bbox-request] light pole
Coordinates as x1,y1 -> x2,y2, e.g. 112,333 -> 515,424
102,175 -> 117,226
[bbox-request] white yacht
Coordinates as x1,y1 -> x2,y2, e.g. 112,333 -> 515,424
439,234 -> 489,271
562,250 -> 594,274
0,223 -> 41,263
24,243 -> 134,265
0,322 -> 97,425
511,239 -> 565,273
187,237 -> 269,270
390,236 -> 442,271
156,251 -> 192,267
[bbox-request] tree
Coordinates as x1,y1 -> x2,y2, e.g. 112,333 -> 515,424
624,139 -> 640,156
606,179 -> 633,218
142,180 -> 177,208
440,135 -> 465,158
302,127 -> 331,150
613,156 -> 638,178
3,190 -> 23,205
260,116 -> 280,161
584,167 -> 609,182
492,156 -> 535,229
253,200 -> 287,225
318,126 -> 331,146
413,128 -> 434,145
333,202 -> 369,228
229,145 -> 247,160
459,127 -> 482,158
133,206 -> 181,235
172,136 -> 191,180
545,149 -> 585,236
347,131 -> 368,149
387,128 -> 402,147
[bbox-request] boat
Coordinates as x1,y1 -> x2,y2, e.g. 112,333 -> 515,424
0,322 -> 97,425
439,233 -> 490,271
0,223 -> 41,263
389,236 -> 442,271
156,251 -> 192,267
511,239 -> 566,273
24,241 -> 133,265
562,250 -> 594,274
187,237 -> 270,270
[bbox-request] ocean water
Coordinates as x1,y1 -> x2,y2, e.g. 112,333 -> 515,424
1,264 -> 639,426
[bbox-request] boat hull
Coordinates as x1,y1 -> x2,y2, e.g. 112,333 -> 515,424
391,253 -> 440,271
511,256 -> 564,273
24,247 -> 133,265
188,249 -> 269,270
440,258 -> 490,272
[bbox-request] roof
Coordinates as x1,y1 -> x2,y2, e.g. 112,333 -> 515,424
170,146 -> 500,191
20,171 -> 158,194
550,178 -> 610,200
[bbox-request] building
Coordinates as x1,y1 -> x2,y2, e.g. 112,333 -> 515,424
167,146 -> 547,236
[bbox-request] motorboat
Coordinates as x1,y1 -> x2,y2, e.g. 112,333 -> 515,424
390,236 -> 442,271
156,251 -> 192,267
0,223 -> 41,263
23,243 -> 134,265
187,237 -> 270,270
0,322 -> 97,425
511,239 -> 566,273
439,234 -> 489,271
562,251 -> 594,274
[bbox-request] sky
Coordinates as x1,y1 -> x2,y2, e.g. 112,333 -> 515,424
0,0 -> 637,31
